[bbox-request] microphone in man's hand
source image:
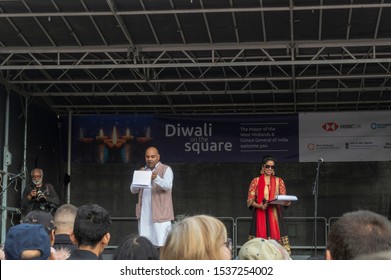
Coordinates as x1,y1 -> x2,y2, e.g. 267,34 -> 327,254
140,165 -> 147,170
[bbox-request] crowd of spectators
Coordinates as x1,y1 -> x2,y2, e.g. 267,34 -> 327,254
1,206 -> 391,260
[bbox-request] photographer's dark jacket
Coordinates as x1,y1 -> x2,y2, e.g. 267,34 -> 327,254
21,183 -> 60,214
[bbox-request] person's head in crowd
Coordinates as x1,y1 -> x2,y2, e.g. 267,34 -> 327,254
160,214 -> 232,260
70,203 -> 112,257
326,210 -> 391,260
52,204 -> 78,254
54,204 -> 78,235
21,209 -> 73,260
355,250 -> 391,260
4,223 -> 51,260
22,210 -> 55,245
113,234 -> 159,260
238,238 -> 291,260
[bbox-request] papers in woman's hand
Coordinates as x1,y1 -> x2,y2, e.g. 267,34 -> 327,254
131,170 -> 152,188
269,195 -> 298,205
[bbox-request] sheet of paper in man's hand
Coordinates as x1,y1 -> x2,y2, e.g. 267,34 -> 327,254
132,170 -> 152,188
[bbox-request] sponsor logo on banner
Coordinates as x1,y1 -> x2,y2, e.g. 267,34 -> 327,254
306,143 -> 340,151
307,143 -> 315,150
322,122 -> 362,131
322,122 -> 339,131
371,122 -> 391,129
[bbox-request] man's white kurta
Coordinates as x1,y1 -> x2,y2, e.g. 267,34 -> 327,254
130,164 -> 173,246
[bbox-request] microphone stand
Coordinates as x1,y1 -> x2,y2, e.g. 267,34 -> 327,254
311,160 -> 322,257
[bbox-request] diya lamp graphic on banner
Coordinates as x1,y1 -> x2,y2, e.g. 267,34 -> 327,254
96,128 -> 109,164
137,126 -> 152,143
103,126 -> 126,148
93,126 -> 135,164
79,128 -> 93,143
121,128 -> 134,163
103,126 -> 126,162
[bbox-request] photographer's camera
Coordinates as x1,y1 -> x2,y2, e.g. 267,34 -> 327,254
36,190 -> 46,203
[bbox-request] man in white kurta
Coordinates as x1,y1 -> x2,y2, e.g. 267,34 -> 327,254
130,147 -> 174,247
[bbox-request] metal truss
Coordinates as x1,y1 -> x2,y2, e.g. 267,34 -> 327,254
0,0 -> 390,115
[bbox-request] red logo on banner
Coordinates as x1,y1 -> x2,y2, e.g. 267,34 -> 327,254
322,122 -> 339,131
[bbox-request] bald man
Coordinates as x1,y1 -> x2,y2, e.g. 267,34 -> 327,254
130,147 -> 174,247
53,203 -> 78,252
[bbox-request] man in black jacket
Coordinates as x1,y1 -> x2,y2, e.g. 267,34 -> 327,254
67,203 -> 111,260
21,168 -> 60,215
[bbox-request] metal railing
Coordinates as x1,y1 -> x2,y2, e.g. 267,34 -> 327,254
107,215 -> 329,258
235,216 -> 328,258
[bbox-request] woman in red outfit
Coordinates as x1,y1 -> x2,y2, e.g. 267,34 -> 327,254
247,156 -> 290,241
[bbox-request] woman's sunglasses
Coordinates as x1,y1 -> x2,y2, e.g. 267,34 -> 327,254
264,164 -> 275,170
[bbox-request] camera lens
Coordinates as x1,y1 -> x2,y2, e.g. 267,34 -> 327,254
36,190 -> 46,203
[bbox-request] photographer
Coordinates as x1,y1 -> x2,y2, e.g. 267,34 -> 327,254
21,168 -> 60,215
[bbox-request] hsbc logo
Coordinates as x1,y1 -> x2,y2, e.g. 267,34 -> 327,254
322,122 -> 362,131
322,122 -> 339,131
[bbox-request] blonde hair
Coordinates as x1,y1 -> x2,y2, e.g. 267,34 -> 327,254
160,215 -> 228,260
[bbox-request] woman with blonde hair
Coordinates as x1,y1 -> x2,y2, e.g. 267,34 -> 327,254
160,215 -> 232,260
